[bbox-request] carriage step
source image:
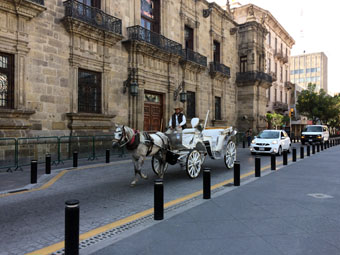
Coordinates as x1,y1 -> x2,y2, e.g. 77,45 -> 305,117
204,141 -> 213,157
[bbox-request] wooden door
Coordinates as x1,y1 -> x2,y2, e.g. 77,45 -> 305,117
144,92 -> 163,132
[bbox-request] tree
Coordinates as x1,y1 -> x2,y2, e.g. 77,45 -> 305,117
296,83 -> 340,125
266,112 -> 284,129
296,84 -> 319,124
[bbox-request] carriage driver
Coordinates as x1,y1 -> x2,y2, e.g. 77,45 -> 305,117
167,107 -> 187,134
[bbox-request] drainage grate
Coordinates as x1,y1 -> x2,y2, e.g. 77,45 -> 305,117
51,185 -> 227,254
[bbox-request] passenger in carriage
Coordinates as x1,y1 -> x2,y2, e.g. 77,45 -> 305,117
166,107 -> 187,134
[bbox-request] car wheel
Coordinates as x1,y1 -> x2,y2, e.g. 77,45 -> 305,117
277,146 -> 282,156
301,141 -> 305,145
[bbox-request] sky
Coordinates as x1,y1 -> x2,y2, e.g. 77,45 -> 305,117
207,0 -> 339,94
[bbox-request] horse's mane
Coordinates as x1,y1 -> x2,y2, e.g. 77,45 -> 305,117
123,125 -> 135,141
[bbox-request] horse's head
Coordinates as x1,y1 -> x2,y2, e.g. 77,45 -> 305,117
112,124 -> 128,147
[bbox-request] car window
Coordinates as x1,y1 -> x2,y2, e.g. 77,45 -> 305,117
323,127 -> 327,132
257,131 -> 279,139
304,126 -> 322,132
281,132 -> 285,138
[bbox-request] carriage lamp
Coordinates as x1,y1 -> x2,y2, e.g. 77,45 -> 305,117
129,82 -> 139,96
179,91 -> 187,103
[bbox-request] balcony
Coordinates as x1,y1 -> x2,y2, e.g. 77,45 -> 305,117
269,71 -> 277,82
181,48 -> 207,67
273,101 -> 288,111
282,56 -> 288,64
209,62 -> 230,78
28,0 -> 44,5
284,81 -> 294,90
126,26 -> 183,56
1,0 -> 46,19
236,71 -> 273,84
274,51 -> 284,60
63,0 -> 122,35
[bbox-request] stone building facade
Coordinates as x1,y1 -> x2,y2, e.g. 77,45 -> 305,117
0,0 -> 273,139
232,4 -> 295,118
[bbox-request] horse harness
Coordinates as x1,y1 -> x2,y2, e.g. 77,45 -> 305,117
118,127 -> 157,156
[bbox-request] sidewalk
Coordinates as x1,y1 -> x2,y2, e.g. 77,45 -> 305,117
93,147 -> 340,255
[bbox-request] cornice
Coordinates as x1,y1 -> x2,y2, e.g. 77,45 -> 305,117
0,0 -> 46,19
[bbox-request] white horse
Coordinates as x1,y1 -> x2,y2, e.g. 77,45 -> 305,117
112,124 -> 169,186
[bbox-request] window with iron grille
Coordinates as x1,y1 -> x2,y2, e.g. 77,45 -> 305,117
186,91 -> 196,118
78,69 -> 101,113
215,96 -> 221,120
0,52 -> 14,109
185,26 -> 194,50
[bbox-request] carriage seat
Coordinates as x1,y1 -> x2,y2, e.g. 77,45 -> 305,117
202,127 -> 232,151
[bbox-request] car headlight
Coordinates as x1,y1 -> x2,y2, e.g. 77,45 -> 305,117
251,139 -> 256,144
317,136 -> 322,139
272,140 -> 278,144
301,135 -> 305,139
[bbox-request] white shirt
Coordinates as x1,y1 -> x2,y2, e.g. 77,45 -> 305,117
169,114 -> 186,127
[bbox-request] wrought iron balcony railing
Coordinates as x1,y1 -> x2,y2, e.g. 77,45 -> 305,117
273,101 -> 288,111
284,81 -> 294,90
182,48 -> 207,67
269,71 -> 277,82
28,0 -> 44,5
63,0 -> 122,35
127,26 -> 183,56
209,62 -> 230,77
236,71 -> 273,83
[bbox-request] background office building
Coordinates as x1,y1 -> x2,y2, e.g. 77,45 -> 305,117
289,52 -> 328,93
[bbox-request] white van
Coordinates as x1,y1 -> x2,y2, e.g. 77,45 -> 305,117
301,125 -> 329,144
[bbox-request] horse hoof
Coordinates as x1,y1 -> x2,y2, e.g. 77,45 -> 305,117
130,180 -> 137,186
141,174 -> 148,180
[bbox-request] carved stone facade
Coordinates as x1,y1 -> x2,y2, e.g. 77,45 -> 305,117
0,0 -> 274,138
232,4 -> 295,121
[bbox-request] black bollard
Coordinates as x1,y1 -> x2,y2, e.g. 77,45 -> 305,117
73,151 -> 78,168
271,153 -> 276,170
312,144 -> 315,154
45,154 -> 51,175
307,145 -> 310,156
317,144 -> 320,153
300,146 -> 304,159
330,140 -> 332,147
242,140 -> 245,148
106,149 -> 110,163
154,179 -> 164,220
321,142 -> 324,151
234,161 -> 240,186
203,168 -> 211,199
283,150 -> 288,165
31,160 -> 38,184
255,156 -> 261,177
65,200 -> 79,255
293,148 -> 296,162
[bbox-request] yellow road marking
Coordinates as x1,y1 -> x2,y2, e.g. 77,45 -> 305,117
1,160 -> 131,198
26,159 -> 288,255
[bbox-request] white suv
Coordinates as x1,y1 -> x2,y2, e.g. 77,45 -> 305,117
301,125 -> 329,145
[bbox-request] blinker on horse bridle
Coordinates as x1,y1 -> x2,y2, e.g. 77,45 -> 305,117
117,125 -> 130,147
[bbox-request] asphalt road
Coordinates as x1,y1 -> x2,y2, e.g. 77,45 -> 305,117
0,143 -> 303,254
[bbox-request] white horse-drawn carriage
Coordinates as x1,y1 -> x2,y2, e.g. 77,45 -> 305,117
152,115 -> 237,179
112,112 -> 237,185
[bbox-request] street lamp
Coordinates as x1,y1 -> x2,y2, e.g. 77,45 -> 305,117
179,91 -> 187,103
129,82 -> 139,96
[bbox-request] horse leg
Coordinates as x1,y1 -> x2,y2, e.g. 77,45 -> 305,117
130,159 -> 139,186
130,156 -> 147,186
137,156 -> 148,179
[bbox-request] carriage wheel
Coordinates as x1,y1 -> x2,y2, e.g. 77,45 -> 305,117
224,141 -> 236,169
151,156 -> 168,176
186,149 -> 202,179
